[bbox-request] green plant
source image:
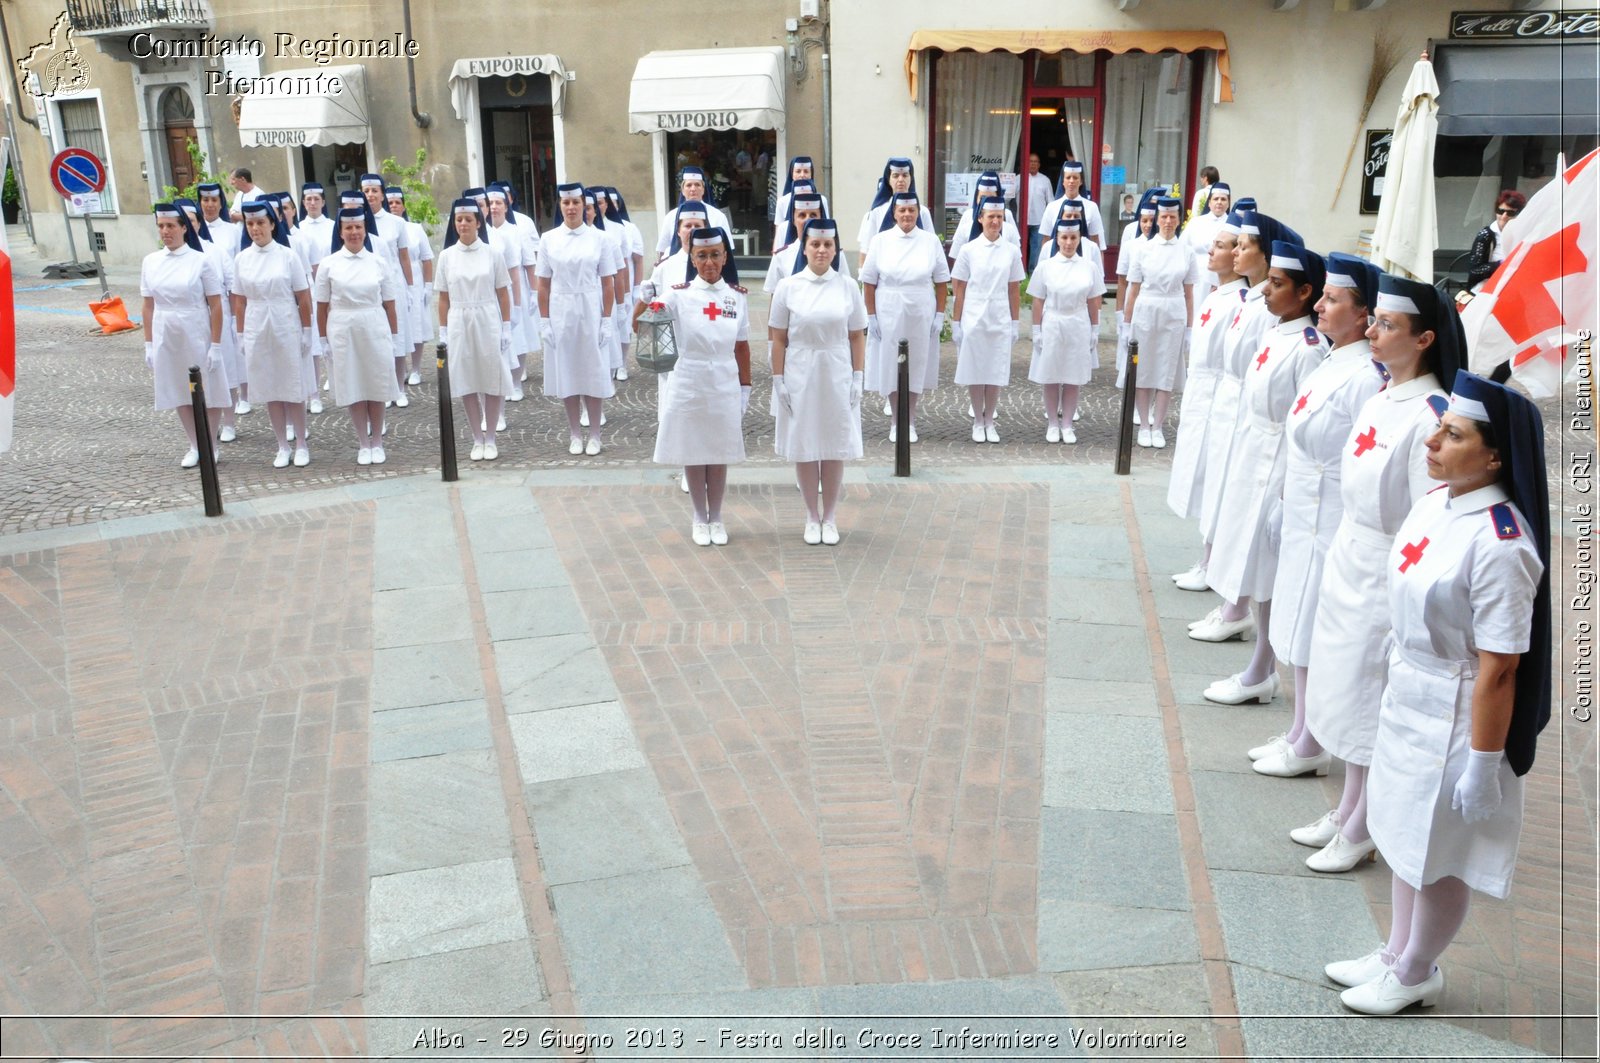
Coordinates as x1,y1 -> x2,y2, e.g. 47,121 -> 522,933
379,147 -> 441,232
3,166 -> 18,206
161,138 -> 227,203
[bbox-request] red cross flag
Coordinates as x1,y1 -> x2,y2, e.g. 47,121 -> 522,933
1462,148 -> 1598,399
0,206 -> 13,454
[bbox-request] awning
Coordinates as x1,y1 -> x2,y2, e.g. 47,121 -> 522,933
628,46 -> 785,134
236,65 -> 368,148
1433,42 -> 1599,137
449,54 -> 569,119
904,30 -> 1233,103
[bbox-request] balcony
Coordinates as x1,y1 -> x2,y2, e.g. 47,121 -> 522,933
65,0 -> 211,37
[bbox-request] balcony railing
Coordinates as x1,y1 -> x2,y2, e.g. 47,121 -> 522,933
65,0 -> 211,35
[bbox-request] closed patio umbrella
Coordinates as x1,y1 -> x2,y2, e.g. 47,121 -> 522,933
1370,52 -> 1440,282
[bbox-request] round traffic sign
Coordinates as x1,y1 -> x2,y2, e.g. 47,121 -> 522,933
49,148 -> 106,198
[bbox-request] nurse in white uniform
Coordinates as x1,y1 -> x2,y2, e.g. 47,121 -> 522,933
771,156 -> 831,246
314,207 -> 401,465
947,171 -> 1021,264
764,191 -> 828,293
1327,369 -> 1548,1016
435,199 -> 514,461
950,197 -> 1025,443
140,203 -> 228,468
498,180 -> 545,388
360,175 -> 414,378
1287,275 -> 1460,870
486,187 -> 531,400
856,158 -> 935,269
1183,182 -> 1231,299
584,189 -> 629,382
386,187 -> 434,388
293,183 -> 334,410
1253,254 -> 1387,790
337,190 -> 409,416
649,228 -> 752,547
769,219 -> 868,545
231,202 -> 313,468
861,191 -> 948,443
1026,218 -> 1102,442
1123,197 -> 1198,447
604,189 -> 645,379
1036,161 -> 1106,250
1114,197 -> 1158,391
178,199 -> 243,443
538,183 -> 617,456
653,167 -> 731,261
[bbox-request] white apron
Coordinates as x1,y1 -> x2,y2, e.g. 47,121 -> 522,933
234,240 -> 311,405
1197,286 -> 1273,541
1368,485 -> 1542,898
1266,341 -> 1387,665
371,211 -> 413,354
770,267 -> 867,462
435,239 -> 514,397
1026,251 -> 1101,385
537,223 -> 615,400
653,276 -> 748,466
1166,280 -> 1246,519
141,245 -> 230,410
488,221 -> 527,356
1124,234 -> 1196,392
861,226 -> 949,395
1305,374 -> 1447,763
314,248 -> 401,406
951,236 -> 1024,387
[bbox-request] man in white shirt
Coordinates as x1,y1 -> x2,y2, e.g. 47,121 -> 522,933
1023,153 -> 1054,269
227,167 -> 264,221
653,166 -> 731,261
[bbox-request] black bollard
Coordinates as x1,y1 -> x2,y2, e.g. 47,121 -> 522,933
894,339 -> 911,477
188,366 -> 223,516
436,343 -> 458,482
1114,340 -> 1139,476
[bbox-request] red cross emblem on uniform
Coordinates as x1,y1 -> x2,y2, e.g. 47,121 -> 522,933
1231,310 -> 1243,329
1293,391 -> 1311,415
702,301 -> 723,321
1398,537 -> 1430,573
1200,308 -> 1212,326
1254,347 -> 1271,370
1352,426 -> 1377,457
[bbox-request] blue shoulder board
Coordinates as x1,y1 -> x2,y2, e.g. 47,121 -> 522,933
1425,394 -> 1448,419
1490,502 -> 1522,539
1304,326 -> 1322,346
1238,287 -> 1248,302
671,282 -> 690,289
730,283 -> 749,295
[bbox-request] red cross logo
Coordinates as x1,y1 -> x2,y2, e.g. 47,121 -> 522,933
701,301 -> 723,321
1398,537 -> 1430,573
1231,310 -> 1244,330
1254,347 -> 1271,370
1200,308 -> 1212,326
1352,426 -> 1378,457
1293,391 -> 1311,415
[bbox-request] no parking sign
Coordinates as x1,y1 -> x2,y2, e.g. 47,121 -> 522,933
49,147 -> 106,213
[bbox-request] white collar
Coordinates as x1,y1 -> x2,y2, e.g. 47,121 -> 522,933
1214,279 -> 1245,295
1327,338 -> 1372,360
799,265 -> 833,282
1446,483 -> 1509,513
1384,372 -> 1440,401
690,275 -> 723,292
1275,314 -> 1313,334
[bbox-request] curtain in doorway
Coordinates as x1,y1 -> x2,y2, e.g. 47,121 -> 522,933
936,51 -> 1025,176
1060,97 -> 1095,190
1101,52 -> 1193,225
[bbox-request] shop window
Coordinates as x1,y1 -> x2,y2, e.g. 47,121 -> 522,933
52,94 -> 115,214
1435,132 -> 1600,251
1098,52 -> 1192,228
664,128 -> 776,254
1033,53 -> 1095,88
934,51 -> 1026,238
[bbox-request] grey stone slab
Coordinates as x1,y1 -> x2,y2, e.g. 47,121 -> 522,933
369,750 -> 511,876
1045,677 -> 1160,717
342,474 -> 433,500
549,866 -> 744,996
1047,623 -> 1149,681
370,640 -> 485,710
1175,698 -> 1322,779
1049,485 -> 1126,526
496,634 -> 619,714
816,977 -> 1077,1062
1050,550 -> 1134,580
1051,523 -> 1132,563
1051,964 -> 1217,1058
1038,899 -> 1199,972
372,585 -> 474,649
368,857 -> 526,964
1191,770 -> 1356,877
483,588 -> 587,642
1044,713 -> 1174,814
1209,868 -> 1380,984
1050,577 -> 1144,626
526,768 -> 689,886
0,524 -> 101,557
95,510 -> 191,539
240,485 -> 353,517
1040,808 -> 1189,911
364,939 -> 545,1059
1232,965 -> 1546,1060
466,509 -> 556,553
1155,619 -> 1258,680
371,700 -> 494,763
474,547 -> 571,592
507,700 -> 645,784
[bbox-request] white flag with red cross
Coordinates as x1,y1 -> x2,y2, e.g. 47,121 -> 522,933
1463,148 -> 1599,399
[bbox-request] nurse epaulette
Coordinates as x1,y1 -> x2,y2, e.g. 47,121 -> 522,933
1490,502 -> 1522,539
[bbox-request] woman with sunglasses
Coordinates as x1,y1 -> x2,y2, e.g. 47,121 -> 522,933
1465,190 -> 1526,292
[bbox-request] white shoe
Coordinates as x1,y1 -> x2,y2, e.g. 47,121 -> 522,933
273,448 -> 291,469
470,443 -> 485,461
1248,733 -> 1293,763
580,407 -> 590,427
1307,832 -> 1378,873
1063,427 -> 1077,443
357,447 -> 372,465
908,425 -> 918,443
985,424 -> 1000,444
508,386 -> 523,402
585,437 -> 602,456
286,424 -> 296,441
820,521 -> 839,546
382,421 -> 389,435
1152,428 -> 1167,448
1326,947 -> 1393,988
293,447 -> 310,467
483,443 -> 498,460
219,424 -> 237,443
235,399 -> 251,415
1188,613 -> 1256,643
396,392 -> 409,408
1133,408 -> 1142,425
971,423 -> 985,443
385,400 -> 393,409
601,411 -> 608,427
370,446 -> 386,465
616,366 -> 629,381
569,437 -> 584,455
1137,426 -> 1152,448
1340,967 -> 1443,1015
1046,424 -> 1061,443
803,521 -> 822,545
1073,408 -> 1081,421
1204,671 -> 1280,705
680,472 -> 690,493
1251,746 -> 1330,778
884,399 -> 893,416
180,448 -> 200,468
1290,808 -> 1341,846
691,521 -> 712,547
496,415 -> 507,432
322,379 -> 331,392
1173,563 -> 1209,591
309,398 -> 324,415
407,370 -> 422,386
1188,606 -> 1222,631
888,424 -> 897,443
708,521 -> 728,546
968,401 -> 975,418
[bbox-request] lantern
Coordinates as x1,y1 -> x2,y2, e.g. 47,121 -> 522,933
633,301 -> 679,373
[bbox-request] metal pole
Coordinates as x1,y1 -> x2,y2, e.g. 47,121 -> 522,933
188,366 -> 223,516
83,215 -> 108,297
61,202 -> 79,262
894,339 -> 910,477
1114,339 -> 1138,476
436,342 -> 458,482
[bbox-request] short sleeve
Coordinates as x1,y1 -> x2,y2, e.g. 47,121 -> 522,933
200,256 -> 224,298
313,259 -> 333,303
1085,202 -> 1105,239
1468,534 -> 1541,654
287,249 -> 310,293
1184,248 -> 1202,285
378,258 -> 400,302
764,253 -> 786,294
655,211 -> 675,255
845,279 -> 869,331
139,259 -> 153,299
929,236 -> 952,283
1127,248 -> 1146,284
493,250 -> 512,290
535,247 -> 554,279
629,226 -> 644,257
432,249 -> 451,293
734,293 -> 750,342
856,210 -> 875,252
418,235 -> 435,263
859,241 -> 880,286
950,244 -> 973,283
768,279 -> 791,331
1007,247 -> 1026,283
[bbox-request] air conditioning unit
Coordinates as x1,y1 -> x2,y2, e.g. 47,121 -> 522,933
799,0 -> 819,21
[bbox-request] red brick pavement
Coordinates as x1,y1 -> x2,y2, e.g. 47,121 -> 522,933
545,482 -> 1048,987
0,506 -> 374,1060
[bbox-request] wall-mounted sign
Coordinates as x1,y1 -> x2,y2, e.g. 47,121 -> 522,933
1360,128 -> 1392,216
1449,9 -> 1599,39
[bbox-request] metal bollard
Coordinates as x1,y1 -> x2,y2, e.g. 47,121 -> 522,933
188,366 -> 223,516
1115,340 -> 1139,476
436,342 -> 458,482
894,339 -> 911,477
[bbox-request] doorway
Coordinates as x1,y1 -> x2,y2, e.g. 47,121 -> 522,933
160,87 -> 197,191
478,74 -> 556,226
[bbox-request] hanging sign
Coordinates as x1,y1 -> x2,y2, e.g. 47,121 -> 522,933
1360,129 -> 1392,216
1449,9 -> 1599,39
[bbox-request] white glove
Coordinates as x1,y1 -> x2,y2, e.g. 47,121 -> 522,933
867,314 -> 881,341
144,342 -> 155,369
1184,327 -> 1195,352
438,323 -> 450,349
599,317 -> 616,348
300,326 -> 313,358
1452,748 -> 1505,823
206,342 -> 223,369
1264,495 -> 1285,554
849,370 -> 864,409
740,384 -> 752,415
499,320 -> 513,357
771,374 -> 792,414
318,335 -> 330,359
932,310 -> 947,343
952,320 -> 964,348
1031,323 -> 1042,343
1011,320 -> 1021,346
539,317 -> 555,347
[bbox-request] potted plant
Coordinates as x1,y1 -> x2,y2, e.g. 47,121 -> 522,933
2,166 -> 20,225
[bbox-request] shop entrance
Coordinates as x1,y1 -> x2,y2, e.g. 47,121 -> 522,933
479,75 -> 557,226
663,127 -> 777,256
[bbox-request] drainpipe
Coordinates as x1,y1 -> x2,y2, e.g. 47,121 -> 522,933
0,5 -> 39,128
820,1 -> 831,201
401,0 -> 431,128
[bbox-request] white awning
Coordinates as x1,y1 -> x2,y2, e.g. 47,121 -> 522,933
449,54 -> 569,119
236,65 -> 369,148
628,47 -> 785,134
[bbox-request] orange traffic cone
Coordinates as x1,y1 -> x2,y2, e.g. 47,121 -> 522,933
89,295 -> 137,334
